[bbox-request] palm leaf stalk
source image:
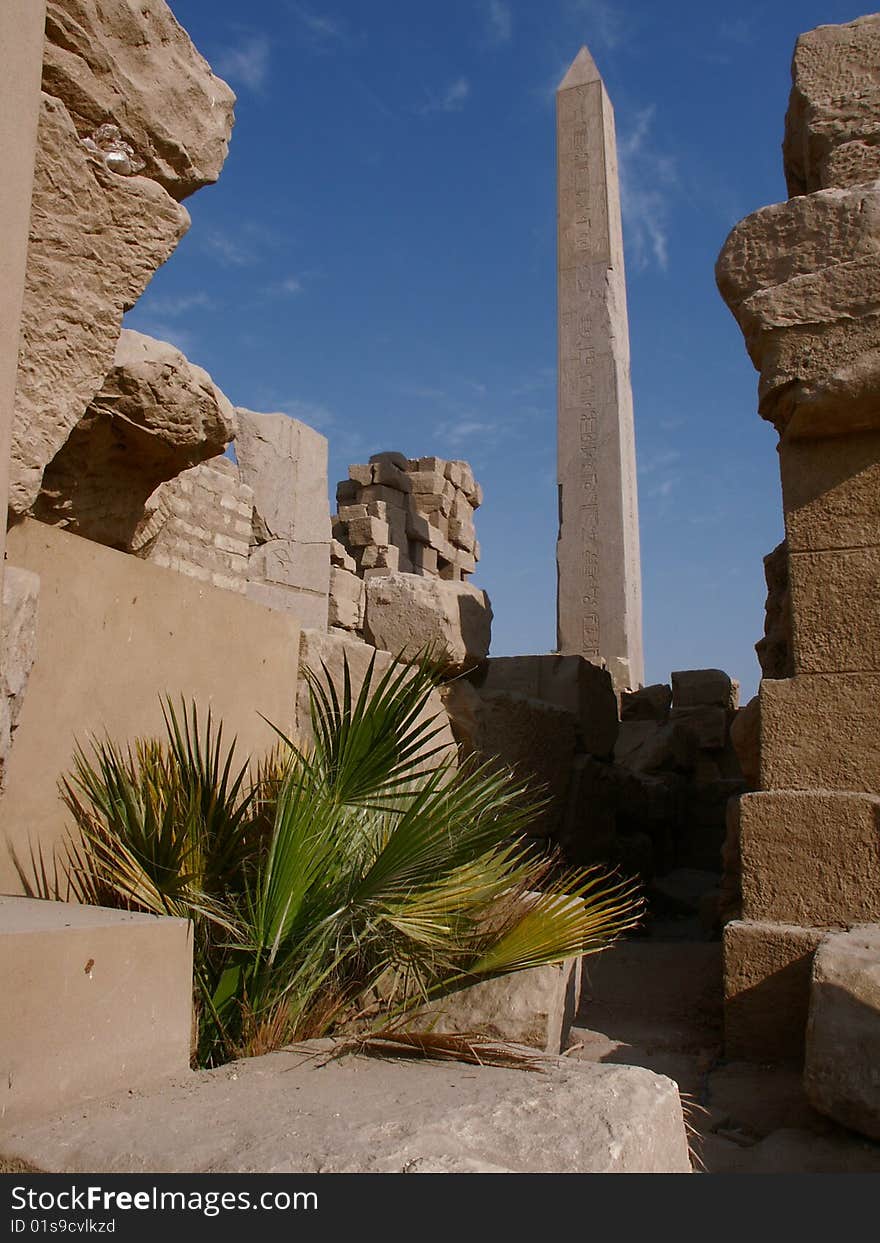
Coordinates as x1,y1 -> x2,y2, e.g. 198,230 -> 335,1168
46,651 -> 642,1067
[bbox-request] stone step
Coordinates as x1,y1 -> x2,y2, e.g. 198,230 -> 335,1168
1,897 -> 192,1127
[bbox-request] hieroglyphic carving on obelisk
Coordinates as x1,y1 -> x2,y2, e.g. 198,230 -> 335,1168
556,46 -> 644,690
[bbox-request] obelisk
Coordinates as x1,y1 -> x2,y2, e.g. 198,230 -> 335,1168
556,46 -> 644,690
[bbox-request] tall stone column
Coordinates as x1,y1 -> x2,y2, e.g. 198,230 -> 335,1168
556,46 -> 644,692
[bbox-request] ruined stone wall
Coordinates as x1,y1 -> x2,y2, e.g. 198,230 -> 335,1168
131,457 -> 252,594
716,12 -> 880,1064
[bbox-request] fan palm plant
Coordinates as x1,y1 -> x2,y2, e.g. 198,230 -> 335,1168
46,651 -> 641,1066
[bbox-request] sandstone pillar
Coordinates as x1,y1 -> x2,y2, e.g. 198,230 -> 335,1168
555,47 -> 644,692
716,14 -> 880,1063
0,0 -> 45,619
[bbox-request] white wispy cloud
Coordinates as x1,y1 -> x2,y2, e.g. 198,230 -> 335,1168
484,0 -> 512,46
203,229 -> 254,267
280,276 -> 304,295
638,448 -> 681,476
214,34 -> 270,92
434,418 -> 497,446
419,77 -> 470,115
290,3 -> 348,47
138,291 -> 215,318
618,105 -> 676,271
567,0 -> 628,51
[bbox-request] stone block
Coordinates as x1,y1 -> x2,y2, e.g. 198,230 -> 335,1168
0,567 -> 40,794
670,705 -> 728,750
235,410 -> 330,545
723,919 -> 824,1062
363,572 -> 491,676
760,674 -> 880,792
620,682 -> 672,722
757,540 -> 794,679
369,451 -> 408,471
330,538 -> 356,573
337,503 -> 367,522
0,896 -> 192,1124
411,543 -> 438,575
729,695 -> 760,788
3,1046 -> 691,1174
473,654 -> 618,759
805,925 -> 880,1140
359,484 -> 407,509
614,720 -> 697,775
371,459 -> 411,492
348,463 -> 371,487
346,516 -> 390,547
249,540 -> 330,596
246,581 -> 328,631
335,479 -> 358,505
328,567 -> 364,632
780,431 -> 880,553
403,957 -> 581,1055
716,181 -> 880,437
740,791 -> 880,927
671,668 -> 738,710
783,13 -> 880,195
788,546 -> 880,674
469,691 -> 579,837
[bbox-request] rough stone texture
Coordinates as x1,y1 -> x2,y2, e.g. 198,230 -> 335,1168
724,920 -> 824,1062
472,654 -> 619,759
740,791 -> 880,926
555,48 -> 643,691
620,683 -> 672,723
363,572 -> 492,676
42,0 -> 235,200
3,1045 -> 692,1174
788,545 -> 880,674
332,453 -> 482,587
805,925 -> 880,1140
669,705 -> 728,751
671,668 -> 738,711
780,431 -> 880,554
716,180 -> 880,437
613,721 -> 696,776
235,410 -> 331,630
463,691 -> 579,838
760,674 -> 880,792
0,568 -> 39,795
328,566 -> 365,632
0,521 -> 300,893
295,629 -> 457,766
756,541 -> 794,680
131,457 -> 252,594
10,93 -> 190,515
730,695 -> 760,788
33,330 -> 236,549
372,958 -> 582,1056
783,14 -> 880,196
719,796 -> 742,926
0,897 -> 192,1125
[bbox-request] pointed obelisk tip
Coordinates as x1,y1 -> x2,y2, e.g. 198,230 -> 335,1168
557,45 -> 602,91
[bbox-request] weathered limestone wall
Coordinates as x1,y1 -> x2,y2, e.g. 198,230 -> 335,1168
0,0 -> 45,606
555,48 -> 644,692
0,521 -> 301,895
132,457 -> 252,594
236,409 -> 331,632
8,1 -> 234,517
716,12 -> 880,1063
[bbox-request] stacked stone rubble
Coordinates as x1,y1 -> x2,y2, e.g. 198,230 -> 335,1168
716,13 -> 880,1063
329,452 -> 482,633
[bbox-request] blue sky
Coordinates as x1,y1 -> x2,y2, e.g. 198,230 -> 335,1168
128,1 -> 867,699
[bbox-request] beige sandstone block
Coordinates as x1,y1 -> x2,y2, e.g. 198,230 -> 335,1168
671,668 -> 738,710
0,897 -> 193,1125
805,925 -> 880,1140
669,705 -> 728,750
760,674 -> 880,792
249,540 -> 331,596
783,13 -> 880,195
740,791 -> 880,926
246,581 -> 328,631
724,919 -> 824,1062
348,463 -> 371,487
359,483 -> 407,509
780,431 -> 880,552
328,567 -> 364,632
474,653 -> 618,759
0,567 -> 40,794
235,409 -> 330,546
729,695 -> 760,787
620,682 -> 672,722
363,572 -> 491,675
346,516 -> 390,547
788,546 -> 880,674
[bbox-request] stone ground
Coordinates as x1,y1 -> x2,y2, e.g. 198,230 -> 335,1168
569,925 -> 880,1173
